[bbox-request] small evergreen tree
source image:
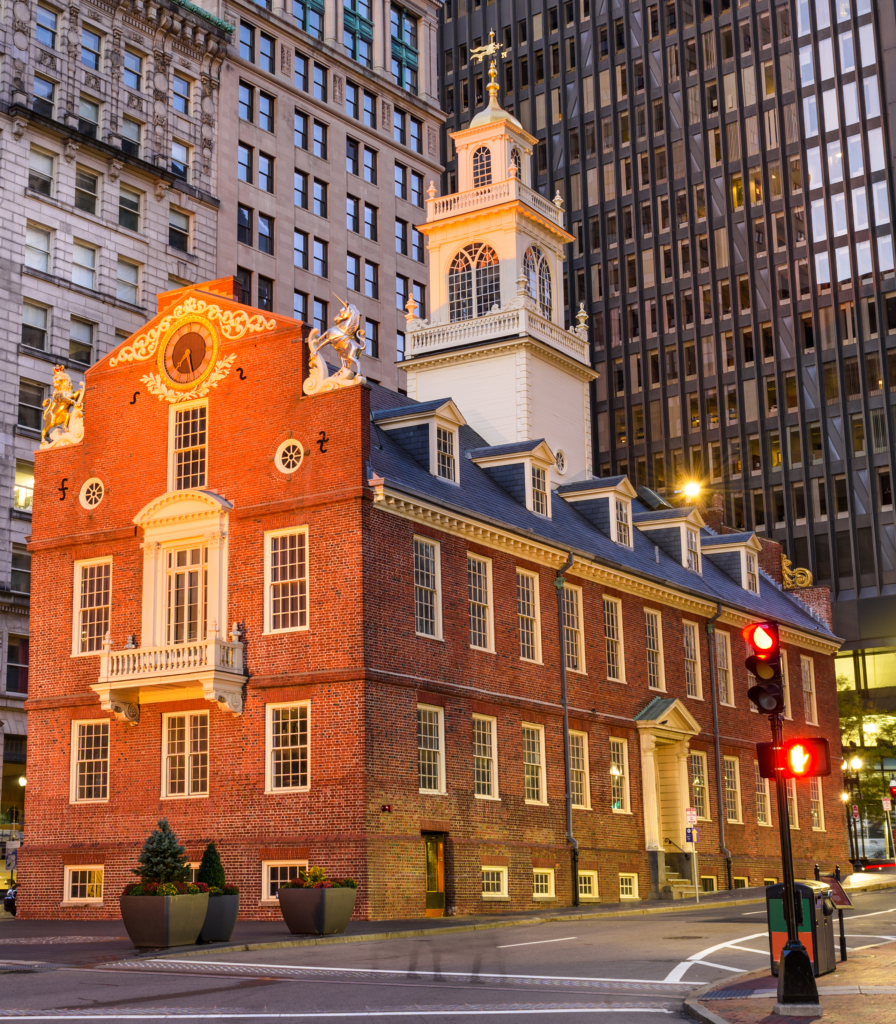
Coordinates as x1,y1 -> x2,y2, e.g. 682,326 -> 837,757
196,841 -> 226,889
133,818 -> 189,883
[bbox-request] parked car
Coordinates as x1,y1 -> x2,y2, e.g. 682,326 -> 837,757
4,886 -> 16,916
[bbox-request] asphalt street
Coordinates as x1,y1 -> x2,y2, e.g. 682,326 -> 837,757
0,888 -> 893,1022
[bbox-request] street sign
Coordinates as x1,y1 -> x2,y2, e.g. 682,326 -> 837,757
685,807 -> 698,826
883,798 -> 892,812
853,805 -> 860,820
5,841 -> 19,872
685,827 -> 699,843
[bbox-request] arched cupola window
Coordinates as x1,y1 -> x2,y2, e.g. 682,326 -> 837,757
448,243 -> 501,322
509,147 -> 521,176
523,246 -> 552,320
472,146 -> 492,188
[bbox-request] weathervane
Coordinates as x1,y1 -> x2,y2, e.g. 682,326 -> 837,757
470,29 -> 510,63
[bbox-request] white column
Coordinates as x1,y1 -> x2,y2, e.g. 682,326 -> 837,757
677,743 -> 692,850
640,732 -> 662,851
140,541 -> 162,647
373,0 -> 386,73
324,0 -> 338,47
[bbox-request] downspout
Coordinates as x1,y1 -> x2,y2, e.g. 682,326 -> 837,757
706,603 -> 733,891
554,551 -> 579,906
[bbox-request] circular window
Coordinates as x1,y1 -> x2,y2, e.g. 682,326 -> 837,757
275,439 -> 305,475
555,450 -> 567,475
79,477 -> 105,509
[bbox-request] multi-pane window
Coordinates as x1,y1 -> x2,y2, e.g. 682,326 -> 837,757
561,585 -> 584,672
715,631 -> 733,705
603,597 -> 624,681
116,258 -> 139,303
619,874 -> 639,899
165,546 -> 208,645
809,777 -> 824,830
18,379 -> 44,431
448,243 -> 500,321
644,610 -> 664,690
268,530 -> 308,632
78,95 -> 99,137
172,74 -> 191,114
66,867 -> 103,902
73,721 -> 109,801
690,751 -> 708,818
22,301 -> 47,348
467,555 -> 492,650
570,731 -> 590,808
365,204 -> 378,240
533,869 -> 555,898
390,4 -> 419,93
7,635 -> 29,694
755,761 -> 771,825
258,92 -> 274,131
683,621 -> 701,698
77,561 -> 111,654
344,0 -> 373,66
578,871 -> 599,900
801,655 -> 817,723
417,705 -> 443,793
118,186 -> 140,231
294,110 -> 308,148
163,712 -> 209,797
473,715 -> 496,798
786,777 -> 799,828
746,552 -> 759,592
686,529 -> 700,571
436,426 -> 455,481
516,569 -> 540,661
293,0 -> 323,37
723,755 -> 742,822
414,537 -> 440,637
238,143 -> 253,183
531,466 -> 548,515
610,738 -> 629,811
81,27 -> 101,68
481,867 -> 507,896
614,498 -> 631,545
264,862 -> 307,900
267,703 -> 309,791
522,724 -> 545,803
173,406 -> 207,489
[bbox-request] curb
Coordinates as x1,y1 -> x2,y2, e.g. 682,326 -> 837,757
684,983 -> 735,1024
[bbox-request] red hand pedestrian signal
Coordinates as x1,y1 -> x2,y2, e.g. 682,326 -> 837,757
788,744 -> 810,775
756,737 -> 832,779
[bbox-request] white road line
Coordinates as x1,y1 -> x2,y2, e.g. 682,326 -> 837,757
661,931 -> 768,983
144,961 -> 697,987
0,1012 -> 677,1020
741,912 -> 767,916
722,946 -> 767,956
842,909 -> 896,921
496,937 -> 578,949
661,960 -> 746,983
686,933 -> 767,961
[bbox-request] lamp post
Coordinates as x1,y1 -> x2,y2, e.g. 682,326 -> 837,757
843,752 -> 865,871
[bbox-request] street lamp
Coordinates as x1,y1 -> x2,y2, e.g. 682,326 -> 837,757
16,777 -> 24,788
843,749 -> 866,869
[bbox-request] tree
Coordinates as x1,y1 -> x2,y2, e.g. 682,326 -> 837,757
838,675 -> 896,825
196,841 -> 226,889
134,818 -> 189,883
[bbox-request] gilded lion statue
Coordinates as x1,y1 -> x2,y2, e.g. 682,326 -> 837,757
41,365 -> 85,449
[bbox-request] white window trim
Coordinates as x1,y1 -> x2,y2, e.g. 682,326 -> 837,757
532,867 -> 556,900
522,721 -> 548,806
480,865 -> 509,899
810,776 -> 826,831
63,865 -> 104,905
723,755 -> 743,823
516,567 -> 543,663
569,729 -> 591,809
160,710 -> 209,800
264,700 -> 311,795
619,872 -> 640,899
609,736 -> 631,814
700,875 -> 718,892
577,869 -> 600,902
166,398 -> 208,492
782,650 -> 792,720
691,750 -> 711,821
472,713 -> 499,801
70,557 -> 112,657
466,552 -> 494,653
413,535 -> 443,641
263,526 -> 310,635
562,583 -> 586,674
754,761 -> 773,827
69,719 -> 110,805
525,458 -> 553,517
417,703 -> 447,795
261,859 -> 309,903
429,418 -> 460,485
801,655 -> 818,725
610,496 -> 633,547
787,777 -> 800,830
684,526 -> 702,572
644,608 -> 666,691
603,595 -> 626,682
715,629 -> 735,707
683,619 -> 703,699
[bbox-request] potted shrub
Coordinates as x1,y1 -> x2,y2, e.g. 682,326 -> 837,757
277,866 -> 358,936
119,819 -> 209,948
196,842 -> 240,943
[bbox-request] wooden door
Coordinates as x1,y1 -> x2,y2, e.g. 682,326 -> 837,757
424,835 -> 445,916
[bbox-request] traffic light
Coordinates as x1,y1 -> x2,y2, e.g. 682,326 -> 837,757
889,778 -> 896,801
756,737 -> 832,779
743,620 -> 785,714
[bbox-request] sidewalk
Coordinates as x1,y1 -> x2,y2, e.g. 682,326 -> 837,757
685,939 -> 896,1024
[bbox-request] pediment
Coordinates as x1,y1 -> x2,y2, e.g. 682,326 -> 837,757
634,696 -> 701,736
134,489 -> 233,527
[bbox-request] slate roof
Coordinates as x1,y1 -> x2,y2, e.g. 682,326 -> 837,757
632,507 -> 697,523
467,440 -> 548,459
370,399 -> 453,422
366,384 -> 836,640
634,696 -> 678,721
701,533 -> 757,546
556,476 -> 627,494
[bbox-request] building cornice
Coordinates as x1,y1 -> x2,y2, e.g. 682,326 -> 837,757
417,199 -> 574,245
403,336 -> 597,381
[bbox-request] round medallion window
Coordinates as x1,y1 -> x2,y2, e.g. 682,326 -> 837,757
555,450 -> 567,475
275,439 -> 305,475
79,477 -> 105,509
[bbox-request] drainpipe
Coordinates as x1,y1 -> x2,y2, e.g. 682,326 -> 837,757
706,603 -> 733,891
554,551 -> 579,906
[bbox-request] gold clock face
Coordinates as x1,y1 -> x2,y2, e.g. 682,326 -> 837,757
161,323 -> 215,387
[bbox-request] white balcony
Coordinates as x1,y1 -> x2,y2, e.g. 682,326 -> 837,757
427,177 -> 565,228
92,633 -> 245,725
408,305 -> 590,365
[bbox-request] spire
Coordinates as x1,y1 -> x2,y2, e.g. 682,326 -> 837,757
469,31 -> 523,130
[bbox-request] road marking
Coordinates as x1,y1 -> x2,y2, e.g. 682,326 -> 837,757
686,933 -> 767,961
0,1011 -> 677,1020
741,912 -> 767,916
661,932 -> 767,983
496,937 -> 578,949
722,946 -> 767,956
143,960 -> 698,987
662,959 -> 746,983
842,909 -> 896,921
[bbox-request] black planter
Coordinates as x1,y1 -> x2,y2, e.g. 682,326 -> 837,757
277,887 -> 357,935
198,894 -> 240,943
119,893 -> 209,947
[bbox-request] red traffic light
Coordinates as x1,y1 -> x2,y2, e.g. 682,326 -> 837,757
889,779 -> 896,800
743,621 -> 780,658
756,737 -> 832,779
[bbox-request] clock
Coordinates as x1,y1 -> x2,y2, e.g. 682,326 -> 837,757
159,322 -> 216,389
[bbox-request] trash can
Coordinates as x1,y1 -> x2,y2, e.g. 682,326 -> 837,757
766,880 -> 837,977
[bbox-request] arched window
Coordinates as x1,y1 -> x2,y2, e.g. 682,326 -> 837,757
448,243 -> 501,322
509,147 -> 521,176
472,146 -> 492,188
524,247 -> 552,319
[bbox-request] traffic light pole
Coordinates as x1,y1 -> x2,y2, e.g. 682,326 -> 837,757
770,712 -> 820,1010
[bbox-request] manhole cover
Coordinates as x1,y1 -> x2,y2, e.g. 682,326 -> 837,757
665,936 -> 706,940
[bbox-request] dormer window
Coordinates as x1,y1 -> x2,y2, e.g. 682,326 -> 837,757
472,145 -> 492,187
686,528 -> 700,572
746,552 -> 759,592
436,426 -> 456,481
614,498 -> 631,547
531,465 -> 548,515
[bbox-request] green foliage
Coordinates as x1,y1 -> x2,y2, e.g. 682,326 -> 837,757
133,818 -> 189,883
196,841 -> 226,889
278,866 -> 357,890
838,674 -> 896,823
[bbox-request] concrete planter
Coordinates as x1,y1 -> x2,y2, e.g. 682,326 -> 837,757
119,893 -> 209,948
198,894 -> 240,943
277,887 -> 357,935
